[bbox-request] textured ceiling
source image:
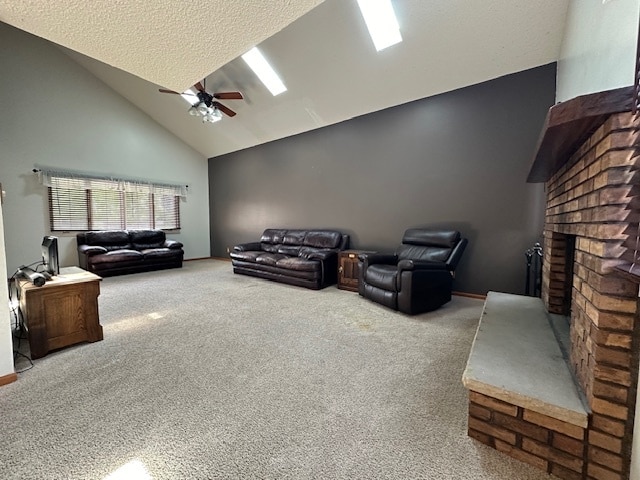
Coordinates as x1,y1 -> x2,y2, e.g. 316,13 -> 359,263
0,0 -> 323,92
1,0 -> 570,159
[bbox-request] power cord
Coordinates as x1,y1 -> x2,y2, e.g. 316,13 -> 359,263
7,264 -> 40,373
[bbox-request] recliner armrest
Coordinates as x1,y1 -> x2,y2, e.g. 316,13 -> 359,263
78,245 -> 107,256
164,240 -> 183,249
233,242 -> 262,252
364,253 -> 398,268
397,259 -> 448,272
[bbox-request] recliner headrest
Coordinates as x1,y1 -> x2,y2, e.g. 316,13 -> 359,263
402,229 -> 461,248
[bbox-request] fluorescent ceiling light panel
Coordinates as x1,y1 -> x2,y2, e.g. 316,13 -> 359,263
181,89 -> 199,105
357,0 -> 402,51
242,47 -> 287,96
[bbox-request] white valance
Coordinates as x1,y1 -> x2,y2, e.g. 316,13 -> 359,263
36,167 -> 188,198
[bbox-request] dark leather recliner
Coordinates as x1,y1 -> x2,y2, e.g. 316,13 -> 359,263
359,229 -> 467,314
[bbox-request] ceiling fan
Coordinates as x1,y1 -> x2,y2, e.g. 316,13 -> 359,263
159,81 -> 243,119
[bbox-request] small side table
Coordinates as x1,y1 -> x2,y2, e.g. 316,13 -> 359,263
338,250 -> 375,292
18,267 -> 103,359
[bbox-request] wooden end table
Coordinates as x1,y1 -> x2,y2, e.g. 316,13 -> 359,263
18,267 -> 103,359
338,250 -> 375,292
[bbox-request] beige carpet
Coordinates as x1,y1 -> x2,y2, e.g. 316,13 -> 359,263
1,259 -> 552,480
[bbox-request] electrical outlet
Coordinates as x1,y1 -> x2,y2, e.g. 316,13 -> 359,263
226,247 -> 230,254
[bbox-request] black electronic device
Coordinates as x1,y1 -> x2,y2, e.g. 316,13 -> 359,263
16,266 -> 46,287
41,236 -> 59,277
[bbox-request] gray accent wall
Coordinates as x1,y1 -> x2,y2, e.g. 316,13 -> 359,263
209,64 -> 556,295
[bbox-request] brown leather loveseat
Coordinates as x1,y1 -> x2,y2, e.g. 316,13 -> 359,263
230,228 -> 349,289
77,229 -> 184,277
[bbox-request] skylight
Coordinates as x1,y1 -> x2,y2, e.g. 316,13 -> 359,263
241,47 -> 287,96
357,0 -> 402,51
181,89 -> 198,106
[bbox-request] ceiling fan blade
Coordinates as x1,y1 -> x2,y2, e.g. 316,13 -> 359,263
159,89 -> 197,98
194,81 -> 206,92
213,101 -> 237,117
213,92 -> 244,100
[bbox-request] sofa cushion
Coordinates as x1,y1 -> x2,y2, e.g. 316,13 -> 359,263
283,230 -> 307,245
141,248 -> 182,260
130,229 -> 166,249
364,264 -> 398,291
261,243 -> 281,253
230,250 -> 262,262
303,231 -> 342,249
275,256 -> 321,272
85,231 -> 132,252
255,253 -> 287,266
299,247 -> 336,260
277,245 -> 301,256
89,249 -> 144,265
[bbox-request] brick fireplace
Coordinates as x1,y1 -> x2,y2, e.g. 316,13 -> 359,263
541,108 -> 640,479
463,88 -> 640,480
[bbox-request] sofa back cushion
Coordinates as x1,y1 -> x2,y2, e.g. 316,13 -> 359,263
130,230 -> 166,250
303,231 -> 342,249
259,229 -> 345,252
283,230 -> 307,245
260,229 -> 286,252
85,230 -> 132,252
261,229 -> 287,244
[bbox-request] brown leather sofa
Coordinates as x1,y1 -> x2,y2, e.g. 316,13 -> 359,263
230,229 -> 350,289
77,230 -> 184,277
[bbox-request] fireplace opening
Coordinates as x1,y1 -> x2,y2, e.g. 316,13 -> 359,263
562,234 -> 576,319
545,233 -> 577,368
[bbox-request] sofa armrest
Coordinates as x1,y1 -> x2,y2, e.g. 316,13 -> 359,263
164,240 -> 183,249
234,242 -> 262,252
78,245 -> 107,256
397,259 -> 448,272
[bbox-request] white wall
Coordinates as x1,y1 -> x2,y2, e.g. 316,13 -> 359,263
556,0 -> 640,102
0,199 -> 15,379
0,22 -> 210,276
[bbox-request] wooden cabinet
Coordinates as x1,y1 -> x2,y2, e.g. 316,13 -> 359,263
18,267 -> 103,359
338,250 -> 374,292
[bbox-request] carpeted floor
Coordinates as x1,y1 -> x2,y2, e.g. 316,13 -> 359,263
1,259 -> 553,480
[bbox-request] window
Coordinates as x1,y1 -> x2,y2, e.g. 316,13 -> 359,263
46,175 -> 182,232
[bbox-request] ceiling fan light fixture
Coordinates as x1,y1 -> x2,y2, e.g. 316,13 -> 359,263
203,112 -> 221,123
196,103 -> 209,115
187,105 -> 199,116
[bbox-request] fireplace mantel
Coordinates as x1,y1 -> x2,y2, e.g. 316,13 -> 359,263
527,86 -> 633,183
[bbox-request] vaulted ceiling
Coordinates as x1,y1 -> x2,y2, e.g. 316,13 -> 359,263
0,0 -> 570,158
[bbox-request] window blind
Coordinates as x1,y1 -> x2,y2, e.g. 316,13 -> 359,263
47,175 -> 180,232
